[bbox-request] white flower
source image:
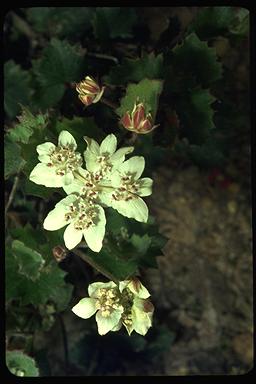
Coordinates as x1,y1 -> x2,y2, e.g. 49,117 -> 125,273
29,131 -> 83,187
83,133 -> 134,177
43,194 -> 106,252
104,156 -> 153,223
72,278 -> 154,336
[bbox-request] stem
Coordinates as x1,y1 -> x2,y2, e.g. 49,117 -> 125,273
5,175 -> 19,218
57,314 -> 69,375
73,249 -> 119,284
87,52 -> 119,64
101,97 -> 118,109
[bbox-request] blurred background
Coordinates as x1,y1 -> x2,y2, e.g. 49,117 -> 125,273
4,7 -> 252,375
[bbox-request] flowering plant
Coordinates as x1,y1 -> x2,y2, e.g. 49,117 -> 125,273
29,131 -> 153,252
72,278 -> 154,336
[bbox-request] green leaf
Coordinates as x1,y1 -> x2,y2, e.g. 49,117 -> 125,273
6,247 -> 71,309
4,60 -> 31,119
130,234 -> 151,255
229,8 -> 249,37
6,226 -> 72,309
26,7 -> 93,39
177,87 -> 216,145
33,84 -> 65,110
86,246 -> 138,282
93,7 -> 137,40
116,78 -> 163,121
105,53 -> 164,85
12,240 -> 45,281
171,33 -> 222,88
8,107 -> 48,144
54,116 -> 104,153
10,223 -> 47,249
21,178 -> 60,199
188,6 -> 244,39
4,136 -> 26,179
35,38 -> 84,85
6,350 -> 39,377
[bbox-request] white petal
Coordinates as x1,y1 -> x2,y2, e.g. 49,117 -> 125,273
36,142 -> 56,156
29,163 -> 64,187
100,134 -> 117,156
119,156 -> 145,180
111,146 -> 134,162
63,179 -> 84,195
88,281 -> 117,298
111,320 -> 123,332
137,177 -> 153,197
108,171 -> 122,188
43,195 -> 77,230
38,154 -> 51,163
127,279 -> 150,299
112,196 -> 148,223
72,298 -> 97,319
84,136 -> 100,156
119,280 -> 129,293
63,171 -> 74,185
58,130 -> 77,149
132,298 -> 153,336
97,189 -> 114,208
64,222 -> 83,250
83,150 -> 100,173
56,194 -> 78,208
43,208 -> 68,231
96,310 -> 123,335
83,205 -> 106,252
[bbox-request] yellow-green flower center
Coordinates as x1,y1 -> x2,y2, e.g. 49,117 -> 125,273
65,198 -> 98,230
95,288 -> 122,317
112,174 -> 140,201
48,146 -> 82,175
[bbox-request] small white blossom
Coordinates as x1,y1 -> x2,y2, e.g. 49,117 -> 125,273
72,278 -> 154,336
29,131 -> 83,187
83,134 -> 134,177
105,156 -> 153,223
43,194 -> 106,252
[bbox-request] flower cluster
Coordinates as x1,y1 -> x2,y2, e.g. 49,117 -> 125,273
29,131 -> 153,252
72,278 -> 154,336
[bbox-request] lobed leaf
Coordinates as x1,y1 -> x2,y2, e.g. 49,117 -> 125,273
116,78 -> 163,121
6,350 -> 39,377
105,53 -> 164,85
4,61 -> 31,119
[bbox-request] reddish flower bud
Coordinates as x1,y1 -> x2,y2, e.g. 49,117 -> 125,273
120,102 -> 159,134
76,76 -> 105,107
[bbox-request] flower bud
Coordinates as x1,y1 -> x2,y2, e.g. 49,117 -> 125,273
120,102 -> 158,134
76,76 -> 105,106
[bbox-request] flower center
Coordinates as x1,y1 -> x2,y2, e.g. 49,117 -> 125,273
120,288 -> 134,326
97,154 -> 113,175
64,198 -> 98,230
47,146 -> 82,176
95,288 -> 122,317
112,174 -> 140,201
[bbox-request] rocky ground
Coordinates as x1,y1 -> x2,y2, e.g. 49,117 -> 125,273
145,164 -> 253,375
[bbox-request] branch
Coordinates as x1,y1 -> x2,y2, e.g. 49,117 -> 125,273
100,97 -> 118,109
73,249 -> 119,284
5,175 -> 19,218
